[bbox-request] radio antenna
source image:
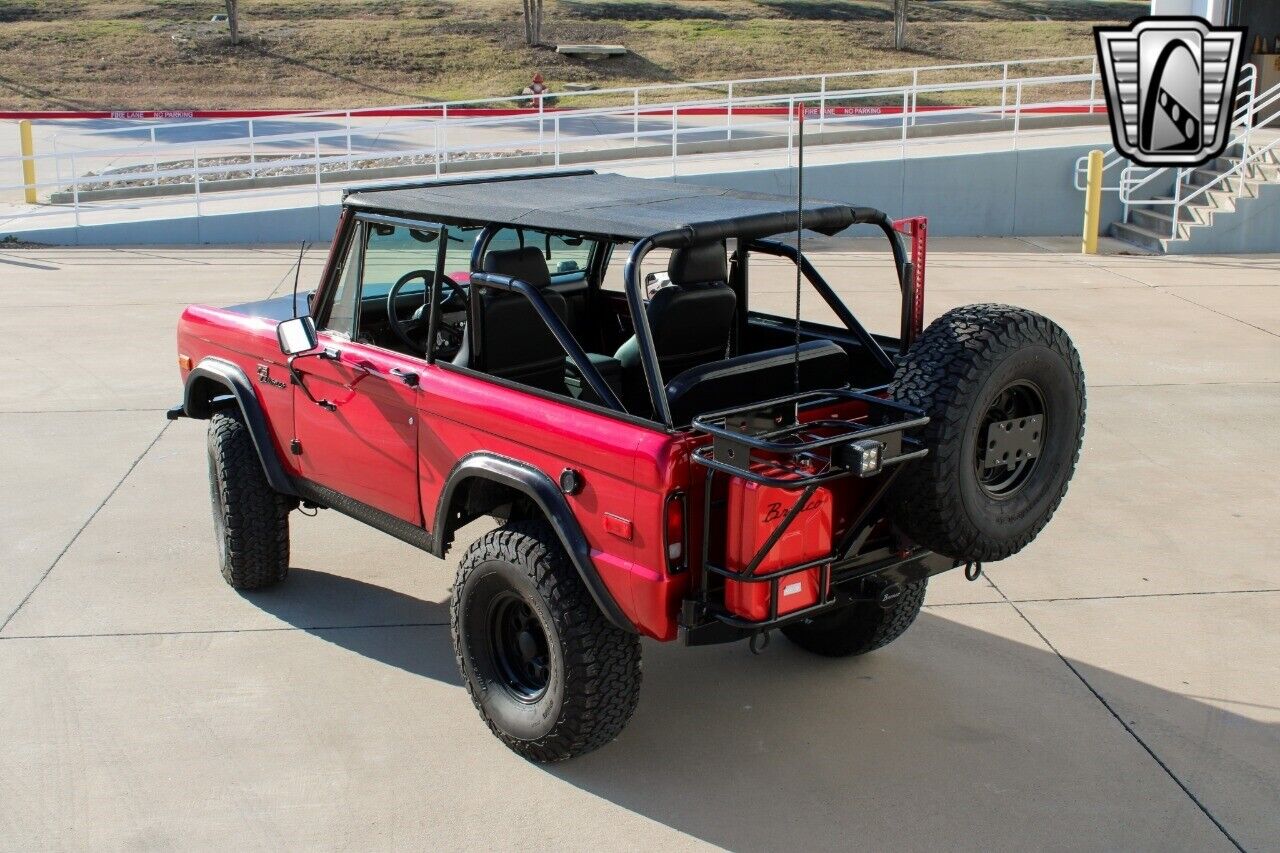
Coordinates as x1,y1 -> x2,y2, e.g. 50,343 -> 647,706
291,241 -> 310,318
793,101 -> 805,395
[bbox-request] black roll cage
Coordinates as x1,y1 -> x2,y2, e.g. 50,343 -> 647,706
622,209 -> 916,427
323,199 -> 920,430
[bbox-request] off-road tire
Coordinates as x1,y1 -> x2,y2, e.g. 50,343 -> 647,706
781,580 -> 927,657
206,409 -> 290,589
888,304 -> 1085,562
451,520 -> 642,762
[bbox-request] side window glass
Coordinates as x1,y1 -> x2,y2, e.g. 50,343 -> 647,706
545,234 -> 594,280
602,244 -> 671,295
323,224 -> 364,338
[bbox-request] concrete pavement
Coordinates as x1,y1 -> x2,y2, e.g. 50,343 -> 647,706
0,238 -> 1276,851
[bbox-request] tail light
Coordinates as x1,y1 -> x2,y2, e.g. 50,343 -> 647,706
664,492 -> 687,573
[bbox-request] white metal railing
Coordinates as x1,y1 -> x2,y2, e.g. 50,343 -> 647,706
1,57 -> 1102,230
1075,63 -> 1258,194
48,54 -> 1095,149
1118,71 -> 1280,240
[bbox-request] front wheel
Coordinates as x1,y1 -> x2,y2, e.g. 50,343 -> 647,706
781,579 -> 927,657
207,409 -> 291,589
451,520 -> 642,762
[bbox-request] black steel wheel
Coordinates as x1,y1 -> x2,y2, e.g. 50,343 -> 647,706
888,304 -> 1085,562
451,520 -> 642,762
488,591 -> 551,703
975,380 -> 1046,498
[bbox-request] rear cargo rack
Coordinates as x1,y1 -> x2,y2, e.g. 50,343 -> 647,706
691,388 -> 929,483
685,388 -> 932,637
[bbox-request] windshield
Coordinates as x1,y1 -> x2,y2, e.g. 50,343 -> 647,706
361,224 -> 444,300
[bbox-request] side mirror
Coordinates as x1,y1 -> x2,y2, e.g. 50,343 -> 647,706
277,316 -> 318,356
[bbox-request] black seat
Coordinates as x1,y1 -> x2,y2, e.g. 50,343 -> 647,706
453,246 -> 569,391
664,340 -> 850,426
615,242 -> 737,412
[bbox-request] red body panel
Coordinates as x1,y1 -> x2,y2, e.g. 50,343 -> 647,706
176,307 -> 692,640
293,334 -> 424,522
177,304 -> 300,478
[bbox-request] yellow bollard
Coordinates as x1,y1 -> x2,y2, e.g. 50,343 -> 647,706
1082,148 -> 1103,255
19,119 -> 37,205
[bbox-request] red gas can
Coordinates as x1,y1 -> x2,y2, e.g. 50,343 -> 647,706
723,465 -> 833,622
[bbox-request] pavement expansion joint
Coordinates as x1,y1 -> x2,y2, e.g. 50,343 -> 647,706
0,422 -> 171,634
1160,289 -> 1280,340
982,574 -> 1248,853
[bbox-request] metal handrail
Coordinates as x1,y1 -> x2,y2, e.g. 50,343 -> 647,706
9,70 -> 1098,173
1075,64 -> 1259,193
47,54 -> 1095,147
1117,65 -> 1261,202
1118,75 -> 1280,240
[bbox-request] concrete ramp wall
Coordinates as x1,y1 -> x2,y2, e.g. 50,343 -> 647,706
6,143 -> 1122,246
681,144 -> 1123,237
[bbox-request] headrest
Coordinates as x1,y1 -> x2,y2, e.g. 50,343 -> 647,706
668,242 -> 727,285
482,246 -> 551,289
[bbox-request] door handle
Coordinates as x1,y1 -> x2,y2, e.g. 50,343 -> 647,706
390,368 -> 420,387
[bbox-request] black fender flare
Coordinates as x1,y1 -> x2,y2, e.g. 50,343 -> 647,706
180,356 -> 299,497
436,453 -> 638,634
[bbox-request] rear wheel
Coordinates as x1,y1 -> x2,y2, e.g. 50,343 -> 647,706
451,520 -> 642,762
206,409 -> 291,589
781,580 -> 927,657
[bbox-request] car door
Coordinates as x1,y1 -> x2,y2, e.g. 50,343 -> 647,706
291,217 -> 434,525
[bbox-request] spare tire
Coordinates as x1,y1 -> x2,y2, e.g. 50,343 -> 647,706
887,304 -> 1085,562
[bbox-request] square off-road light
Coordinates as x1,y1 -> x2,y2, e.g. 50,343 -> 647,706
838,438 -> 884,477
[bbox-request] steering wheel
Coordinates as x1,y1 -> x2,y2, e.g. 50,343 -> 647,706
386,269 -> 466,353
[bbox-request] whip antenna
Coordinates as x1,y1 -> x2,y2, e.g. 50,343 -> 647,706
793,101 -> 805,395
291,241 -> 310,318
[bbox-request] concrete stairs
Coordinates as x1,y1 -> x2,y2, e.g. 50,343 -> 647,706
1110,142 -> 1280,253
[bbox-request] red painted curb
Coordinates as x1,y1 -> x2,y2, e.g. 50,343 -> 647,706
0,105 -> 1104,121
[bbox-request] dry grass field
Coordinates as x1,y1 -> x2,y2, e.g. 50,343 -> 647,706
0,0 -> 1146,109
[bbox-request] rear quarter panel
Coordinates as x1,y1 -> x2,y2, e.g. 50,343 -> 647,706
419,366 -> 691,639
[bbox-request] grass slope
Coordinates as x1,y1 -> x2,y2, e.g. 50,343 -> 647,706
0,0 -> 1145,109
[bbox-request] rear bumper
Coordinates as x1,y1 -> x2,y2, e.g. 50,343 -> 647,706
165,403 -> 187,421
680,549 -> 957,646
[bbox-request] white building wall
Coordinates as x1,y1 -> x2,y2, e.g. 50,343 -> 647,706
1150,0 -> 1227,25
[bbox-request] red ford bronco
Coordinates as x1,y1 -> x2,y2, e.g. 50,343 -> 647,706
170,170 -> 1085,761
